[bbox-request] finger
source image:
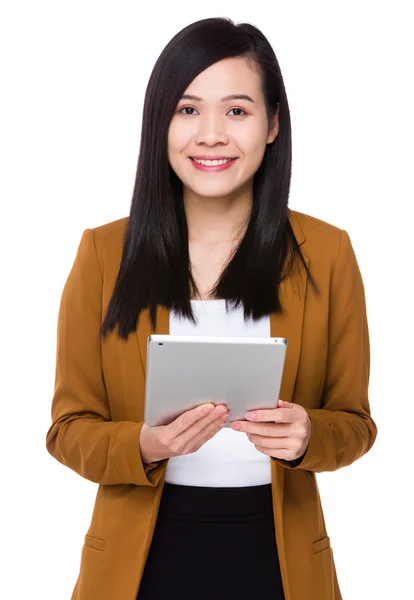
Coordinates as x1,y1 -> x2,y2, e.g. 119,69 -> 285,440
186,405 -> 228,441
176,412 -> 228,454
244,408 -> 294,424
175,405 -> 228,447
168,402 -> 216,436
277,399 -> 294,409
230,421 -> 293,436
246,433 -> 289,448
191,412 -> 229,450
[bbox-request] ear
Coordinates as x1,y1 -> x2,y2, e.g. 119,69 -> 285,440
267,106 -> 280,144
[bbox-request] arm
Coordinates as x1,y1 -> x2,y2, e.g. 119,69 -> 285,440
275,230 -> 377,472
45,228 -> 166,486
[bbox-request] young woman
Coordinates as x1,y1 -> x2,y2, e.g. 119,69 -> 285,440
46,17 -> 377,600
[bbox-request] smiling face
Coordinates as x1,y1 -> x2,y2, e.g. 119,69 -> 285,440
167,56 -> 279,203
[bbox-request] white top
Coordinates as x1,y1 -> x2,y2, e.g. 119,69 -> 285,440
165,299 -> 272,487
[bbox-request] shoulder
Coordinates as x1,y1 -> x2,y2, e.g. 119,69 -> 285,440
90,216 -> 128,246
288,208 -> 342,243
288,208 -> 345,260
88,216 -> 128,258
288,209 -> 363,290
76,216 -> 129,273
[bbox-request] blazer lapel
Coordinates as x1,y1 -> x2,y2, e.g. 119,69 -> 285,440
271,254 -> 309,403
271,208 -> 308,403
136,306 -> 170,376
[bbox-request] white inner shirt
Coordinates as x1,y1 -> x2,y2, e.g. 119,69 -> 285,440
165,299 -> 272,487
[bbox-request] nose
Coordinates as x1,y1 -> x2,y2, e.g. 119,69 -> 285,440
194,114 -> 230,147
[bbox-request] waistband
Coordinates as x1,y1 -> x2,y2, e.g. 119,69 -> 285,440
158,482 -> 274,521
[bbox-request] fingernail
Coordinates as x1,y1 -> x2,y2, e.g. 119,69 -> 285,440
246,412 -> 256,420
232,422 -> 241,430
216,406 -> 227,416
203,404 -> 214,414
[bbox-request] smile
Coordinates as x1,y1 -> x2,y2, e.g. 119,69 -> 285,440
190,157 -> 238,172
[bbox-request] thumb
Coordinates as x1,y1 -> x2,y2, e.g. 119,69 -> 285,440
278,399 -> 293,408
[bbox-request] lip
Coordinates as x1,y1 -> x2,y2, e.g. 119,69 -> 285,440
190,157 -> 238,172
190,156 -> 237,160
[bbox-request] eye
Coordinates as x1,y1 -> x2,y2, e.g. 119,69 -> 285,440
228,108 -> 247,117
178,106 -> 199,115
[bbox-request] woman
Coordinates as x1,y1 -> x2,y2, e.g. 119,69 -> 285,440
46,17 -> 377,600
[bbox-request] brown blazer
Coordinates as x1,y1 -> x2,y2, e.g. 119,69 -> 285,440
46,208 -> 377,600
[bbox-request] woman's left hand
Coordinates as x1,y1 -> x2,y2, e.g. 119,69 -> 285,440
230,399 -> 312,462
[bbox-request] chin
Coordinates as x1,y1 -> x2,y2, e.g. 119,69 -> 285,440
188,186 -> 240,199
186,176 -> 245,194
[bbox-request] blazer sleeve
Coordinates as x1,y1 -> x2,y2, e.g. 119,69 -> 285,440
276,229 -> 378,472
45,228 -> 166,486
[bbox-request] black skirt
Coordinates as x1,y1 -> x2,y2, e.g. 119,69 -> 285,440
137,483 -> 286,600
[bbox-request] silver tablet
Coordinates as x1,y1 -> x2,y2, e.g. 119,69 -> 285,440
144,335 -> 287,427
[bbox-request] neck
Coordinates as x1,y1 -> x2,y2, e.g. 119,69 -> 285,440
184,184 -> 252,244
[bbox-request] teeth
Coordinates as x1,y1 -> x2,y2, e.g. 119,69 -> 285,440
193,158 -> 233,166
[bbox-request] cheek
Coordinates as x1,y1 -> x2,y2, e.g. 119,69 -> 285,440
167,130 -> 185,170
167,127 -> 178,155
241,138 -> 268,173
168,119 -> 193,150
237,125 -> 268,159
167,123 -> 182,157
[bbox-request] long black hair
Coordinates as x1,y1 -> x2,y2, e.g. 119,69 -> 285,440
101,17 -> 316,340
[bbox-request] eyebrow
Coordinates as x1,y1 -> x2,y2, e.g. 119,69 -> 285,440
180,93 -> 255,103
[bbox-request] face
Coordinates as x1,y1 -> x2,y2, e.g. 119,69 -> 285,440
167,56 -> 279,202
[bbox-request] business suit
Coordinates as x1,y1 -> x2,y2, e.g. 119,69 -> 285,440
46,208 -> 377,600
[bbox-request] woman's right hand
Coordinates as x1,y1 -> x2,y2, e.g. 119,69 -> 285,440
139,403 -> 229,464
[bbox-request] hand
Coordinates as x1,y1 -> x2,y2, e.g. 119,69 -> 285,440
139,403 -> 229,464
230,399 -> 312,462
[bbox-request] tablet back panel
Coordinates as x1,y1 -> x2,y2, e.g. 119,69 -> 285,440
144,335 -> 287,427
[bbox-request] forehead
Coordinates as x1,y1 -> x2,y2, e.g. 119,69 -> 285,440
183,57 -> 262,98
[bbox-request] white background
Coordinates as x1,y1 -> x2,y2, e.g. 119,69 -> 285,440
1,1 -> 413,598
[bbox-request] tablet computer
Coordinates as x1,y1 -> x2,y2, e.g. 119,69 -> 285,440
144,335 -> 287,427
